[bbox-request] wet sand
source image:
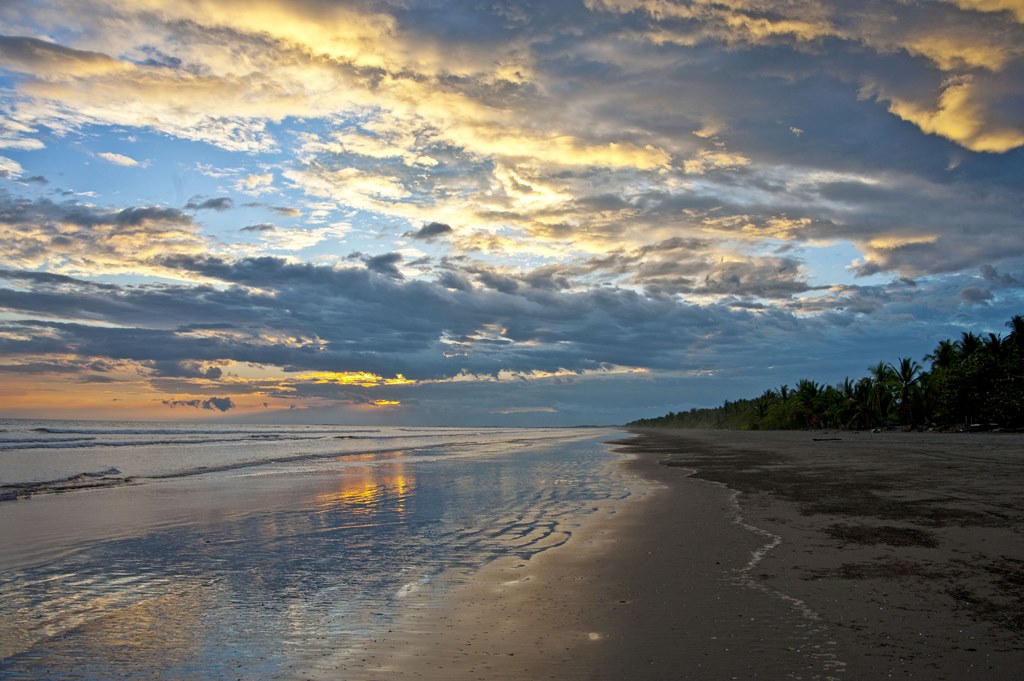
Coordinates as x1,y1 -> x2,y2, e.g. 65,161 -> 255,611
348,429 -> 1024,680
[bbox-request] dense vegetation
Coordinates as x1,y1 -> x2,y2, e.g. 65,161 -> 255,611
629,315 -> 1024,432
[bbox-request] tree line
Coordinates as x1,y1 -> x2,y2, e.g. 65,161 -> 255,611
629,315 -> 1024,432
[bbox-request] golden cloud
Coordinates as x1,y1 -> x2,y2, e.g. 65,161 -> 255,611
682,149 -> 751,174
882,76 -> 1024,153
866,234 -> 940,250
948,0 -> 1024,22
0,36 -> 133,79
588,0 -> 1024,153
297,371 -> 415,388
0,203 -> 208,276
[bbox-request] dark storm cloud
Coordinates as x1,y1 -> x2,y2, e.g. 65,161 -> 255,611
1,250 -> 1018,424
0,358 -> 117,375
980,265 -> 1021,287
0,193 -> 194,230
404,221 -> 453,241
0,254 -> 754,379
0,268 -> 118,289
0,271 -> 252,327
437,270 -> 473,290
959,287 -> 993,305
572,239 -> 820,299
472,268 -> 519,293
698,259 -> 821,299
364,252 -> 404,279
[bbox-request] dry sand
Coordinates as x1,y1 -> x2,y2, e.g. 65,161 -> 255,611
328,429 -> 1024,680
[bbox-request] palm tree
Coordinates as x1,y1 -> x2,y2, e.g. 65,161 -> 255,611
1007,315 -> 1024,354
775,384 -> 793,427
959,331 -> 983,357
821,384 -> 843,429
837,378 -> 856,427
794,379 -> 823,428
924,339 -> 959,370
888,357 -> 922,427
984,332 -> 1007,362
752,389 -> 776,422
849,377 -> 876,429
868,361 -> 895,426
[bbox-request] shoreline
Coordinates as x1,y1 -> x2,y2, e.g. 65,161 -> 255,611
342,428 -> 1024,680
618,429 -> 1024,679
343,433 -> 844,680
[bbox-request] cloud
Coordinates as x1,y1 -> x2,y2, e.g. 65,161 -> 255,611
405,222 -> 453,241
162,396 -> 235,411
147,360 -> 222,379
364,252 -> 405,279
490,406 -> 558,414
0,156 -> 25,179
586,0 -> 1024,153
235,172 -> 274,195
948,0 -> 1024,23
872,74 -> 1024,153
0,3 -> 677,166
0,1 -> 1022,422
0,193 -> 206,274
2,253 -> 1020,423
959,286 -> 994,304
0,253 -> 768,382
185,196 -> 234,211
0,35 -> 131,79
0,357 -> 121,375
980,264 -> 1021,286
682,149 -> 751,174
97,151 -> 146,167
243,224 -> 349,251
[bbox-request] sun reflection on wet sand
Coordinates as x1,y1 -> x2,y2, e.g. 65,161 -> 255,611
315,456 -> 415,520
0,432 -> 632,680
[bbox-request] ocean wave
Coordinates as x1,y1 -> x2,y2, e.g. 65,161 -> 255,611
0,437 -> 96,444
0,468 -> 126,501
29,427 -> 381,436
0,434 -> 331,451
0,440 -> 471,501
0,432 -> 536,501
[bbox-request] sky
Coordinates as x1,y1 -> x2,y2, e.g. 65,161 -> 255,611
0,0 -> 1022,426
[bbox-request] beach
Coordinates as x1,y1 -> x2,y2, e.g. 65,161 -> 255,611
355,429 -> 1024,680
3,425 -> 1024,679
0,423 -> 635,679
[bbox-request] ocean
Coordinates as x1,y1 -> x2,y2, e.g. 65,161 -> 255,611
0,420 -> 636,679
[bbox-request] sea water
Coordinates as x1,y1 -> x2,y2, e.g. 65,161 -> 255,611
0,420 -> 635,679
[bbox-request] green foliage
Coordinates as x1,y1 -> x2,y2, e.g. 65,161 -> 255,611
629,315 -> 1024,431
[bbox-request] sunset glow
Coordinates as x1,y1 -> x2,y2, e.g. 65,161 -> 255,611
0,1 -> 1021,424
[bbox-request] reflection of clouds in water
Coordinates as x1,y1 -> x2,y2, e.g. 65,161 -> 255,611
0,570 -> 205,671
315,459 -> 415,520
0,434 -> 634,680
